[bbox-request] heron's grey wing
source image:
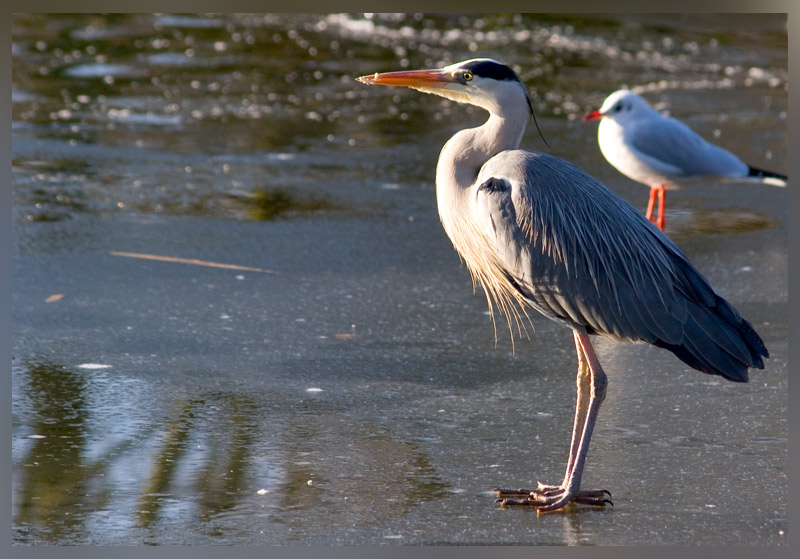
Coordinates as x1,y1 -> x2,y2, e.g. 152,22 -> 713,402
628,115 -> 747,177
476,150 -> 684,342
473,150 -> 766,381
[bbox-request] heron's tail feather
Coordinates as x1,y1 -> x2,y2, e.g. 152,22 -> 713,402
653,294 -> 768,383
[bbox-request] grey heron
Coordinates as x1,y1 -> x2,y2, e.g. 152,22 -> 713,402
357,59 -> 768,512
583,89 -> 787,231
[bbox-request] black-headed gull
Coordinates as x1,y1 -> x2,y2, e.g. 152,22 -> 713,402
583,89 -> 787,231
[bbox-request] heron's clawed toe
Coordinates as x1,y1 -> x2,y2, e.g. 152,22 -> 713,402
571,492 -> 614,507
494,486 -> 612,512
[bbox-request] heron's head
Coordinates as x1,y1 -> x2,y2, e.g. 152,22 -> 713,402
582,89 -> 653,124
357,58 -> 534,119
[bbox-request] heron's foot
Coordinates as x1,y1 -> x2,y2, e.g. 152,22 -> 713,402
493,483 -> 612,512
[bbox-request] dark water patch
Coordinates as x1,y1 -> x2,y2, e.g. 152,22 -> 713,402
238,187 -> 341,221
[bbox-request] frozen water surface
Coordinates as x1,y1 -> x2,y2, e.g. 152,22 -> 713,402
11,13 -> 787,545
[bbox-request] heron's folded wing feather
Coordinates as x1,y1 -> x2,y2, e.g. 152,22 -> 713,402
473,150 -> 765,380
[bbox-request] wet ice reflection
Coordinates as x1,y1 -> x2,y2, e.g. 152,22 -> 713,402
12,360 -> 448,543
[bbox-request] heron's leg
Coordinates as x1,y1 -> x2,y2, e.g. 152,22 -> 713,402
552,333 -> 608,501
494,332 -> 611,511
543,331 -> 591,491
497,340 -> 589,496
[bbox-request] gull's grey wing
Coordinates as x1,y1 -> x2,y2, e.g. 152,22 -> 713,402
628,115 -> 748,177
472,150 -> 766,381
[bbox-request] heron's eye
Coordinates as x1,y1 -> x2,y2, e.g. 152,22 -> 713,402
462,71 -> 473,82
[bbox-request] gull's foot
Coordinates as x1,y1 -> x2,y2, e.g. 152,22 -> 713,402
493,483 -> 612,512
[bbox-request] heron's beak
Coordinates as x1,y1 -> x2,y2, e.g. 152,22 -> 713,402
582,109 -> 604,122
356,68 -> 453,89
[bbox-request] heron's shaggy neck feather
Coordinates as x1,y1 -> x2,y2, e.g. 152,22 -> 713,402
435,105 -> 532,336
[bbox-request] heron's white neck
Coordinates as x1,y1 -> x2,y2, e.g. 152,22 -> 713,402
435,109 -> 527,236
437,112 -> 526,188
433,106 -> 531,329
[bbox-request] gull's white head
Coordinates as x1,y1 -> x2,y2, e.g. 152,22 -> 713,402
583,89 -> 655,124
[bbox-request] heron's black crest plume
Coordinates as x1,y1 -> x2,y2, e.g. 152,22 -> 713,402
528,96 -> 549,149
460,59 -> 520,81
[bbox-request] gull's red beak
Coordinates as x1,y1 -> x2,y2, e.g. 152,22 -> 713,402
582,109 -> 604,122
357,68 -> 453,88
